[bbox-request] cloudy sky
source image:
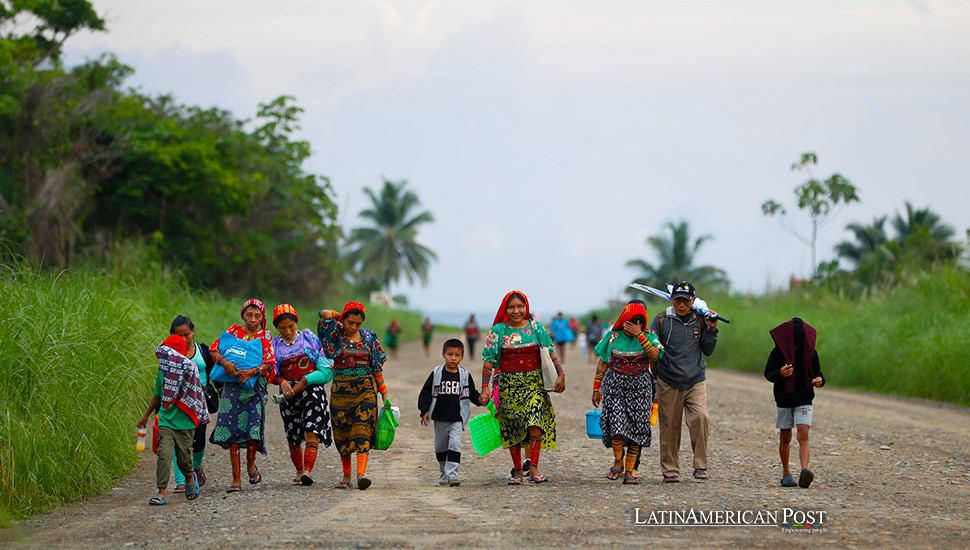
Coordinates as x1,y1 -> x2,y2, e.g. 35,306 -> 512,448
65,0 -> 970,316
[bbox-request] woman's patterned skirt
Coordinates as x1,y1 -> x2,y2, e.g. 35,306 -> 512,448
497,369 -> 557,450
329,374 -> 378,455
599,369 -> 654,448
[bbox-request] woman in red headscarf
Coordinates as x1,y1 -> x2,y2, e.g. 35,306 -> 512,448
318,302 -> 388,490
208,299 -> 276,493
478,291 -> 565,484
590,301 -> 664,484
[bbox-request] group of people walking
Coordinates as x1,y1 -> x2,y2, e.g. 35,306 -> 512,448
141,280 -> 824,505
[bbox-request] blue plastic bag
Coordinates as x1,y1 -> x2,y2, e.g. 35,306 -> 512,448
210,331 -> 264,389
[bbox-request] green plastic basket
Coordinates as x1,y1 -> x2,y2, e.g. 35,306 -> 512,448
469,401 -> 502,456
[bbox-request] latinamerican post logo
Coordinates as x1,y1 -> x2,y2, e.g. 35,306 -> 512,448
633,508 -> 828,532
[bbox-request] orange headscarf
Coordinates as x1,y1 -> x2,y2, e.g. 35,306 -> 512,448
611,302 -> 648,331
272,303 -> 299,326
493,290 -> 530,327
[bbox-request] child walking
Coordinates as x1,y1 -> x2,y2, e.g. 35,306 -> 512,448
417,339 -> 482,486
137,334 -> 211,505
764,317 -> 824,488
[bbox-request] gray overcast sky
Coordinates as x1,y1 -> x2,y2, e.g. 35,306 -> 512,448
66,0 -> 970,315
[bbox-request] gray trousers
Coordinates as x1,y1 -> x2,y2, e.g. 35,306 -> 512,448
433,421 -> 463,478
157,426 -> 194,489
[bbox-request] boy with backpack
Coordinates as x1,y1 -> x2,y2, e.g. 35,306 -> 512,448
417,339 -> 483,486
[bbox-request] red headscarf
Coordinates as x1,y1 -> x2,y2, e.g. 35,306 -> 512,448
240,298 -> 266,329
341,301 -> 366,320
161,334 -> 188,356
493,290 -> 530,327
273,303 -> 299,326
611,302 -> 649,331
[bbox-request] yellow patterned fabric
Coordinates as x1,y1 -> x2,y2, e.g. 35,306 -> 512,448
497,369 -> 557,450
329,375 -> 378,455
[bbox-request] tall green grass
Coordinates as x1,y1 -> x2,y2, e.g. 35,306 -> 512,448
0,245 -> 423,524
709,264 -> 970,406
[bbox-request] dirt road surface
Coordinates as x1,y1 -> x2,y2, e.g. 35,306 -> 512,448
3,335 -> 969,549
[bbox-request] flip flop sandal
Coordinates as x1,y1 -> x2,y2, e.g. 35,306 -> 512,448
508,469 -> 524,485
148,494 -> 168,506
185,480 -> 200,501
226,485 -> 242,494
798,469 -> 814,488
292,478 -> 303,486
196,468 -> 206,488
248,466 -> 262,485
528,474 -> 548,484
172,484 -> 186,494
357,477 -> 371,490
623,473 -> 641,485
693,469 -> 709,480
301,474 -> 314,486
663,475 -> 680,483
606,467 -> 623,481
335,480 -> 351,489
780,475 -> 797,487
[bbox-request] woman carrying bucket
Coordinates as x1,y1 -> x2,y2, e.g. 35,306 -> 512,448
478,291 -> 565,484
591,301 -> 663,484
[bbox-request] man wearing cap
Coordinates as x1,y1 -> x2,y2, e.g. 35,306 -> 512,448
650,281 -> 719,482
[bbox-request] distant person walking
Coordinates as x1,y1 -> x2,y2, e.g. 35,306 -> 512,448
764,317 -> 824,488
421,317 -> 435,358
549,312 -> 574,364
650,282 -> 719,482
568,317 -> 580,349
586,314 -> 606,365
385,318 -> 403,359
463,314 -> 480,359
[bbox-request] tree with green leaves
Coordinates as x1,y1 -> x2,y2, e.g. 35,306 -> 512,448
625,220 -> 728,294
892,201 -> 954,245
347,179 -> 437,295
762,152 -> 860,275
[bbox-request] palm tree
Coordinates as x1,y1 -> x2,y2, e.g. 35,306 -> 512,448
347,178 -> 437,293
625,220 -> 728,294
835,216 -> 889,268
892,202 -> 955,244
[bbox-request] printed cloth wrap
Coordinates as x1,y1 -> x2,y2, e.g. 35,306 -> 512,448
155,343 -> 210,427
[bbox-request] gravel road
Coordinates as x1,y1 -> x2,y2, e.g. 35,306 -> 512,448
3,335 -> 969,549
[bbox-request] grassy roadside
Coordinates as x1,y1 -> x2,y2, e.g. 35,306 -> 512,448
0,256 -> 422,524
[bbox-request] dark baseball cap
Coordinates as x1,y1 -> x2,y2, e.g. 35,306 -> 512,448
670,281 -> 695,299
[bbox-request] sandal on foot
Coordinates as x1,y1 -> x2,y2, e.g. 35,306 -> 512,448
606,467 -> 623,481
148,494 -> 168,506
301,474 -> 314,486
185,480 -> 200,501
292,477 -> 303,486
528,474 -> 548,484
781,474 -> 797,487
508,469 -> 524,485
623,473 -> 641,485
196,468 -> 206,488
693,469 -> 709,480
334,480 -> 351,489
798,468 -> 814,488
226,485 -> 242,494
248,466 -> 262,485
172,484 -> 186,494
357,477 -> 371,490
663,474 -> 680,483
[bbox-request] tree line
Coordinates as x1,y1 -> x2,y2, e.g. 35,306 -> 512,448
0,1 -> 437,301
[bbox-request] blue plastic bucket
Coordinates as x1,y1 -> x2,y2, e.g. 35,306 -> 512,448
585,409 -> 603,439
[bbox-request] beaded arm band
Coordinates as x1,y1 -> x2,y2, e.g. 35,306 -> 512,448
592,371 -> 604,392
636,332 -> 655,352
374,371 -> 387,394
